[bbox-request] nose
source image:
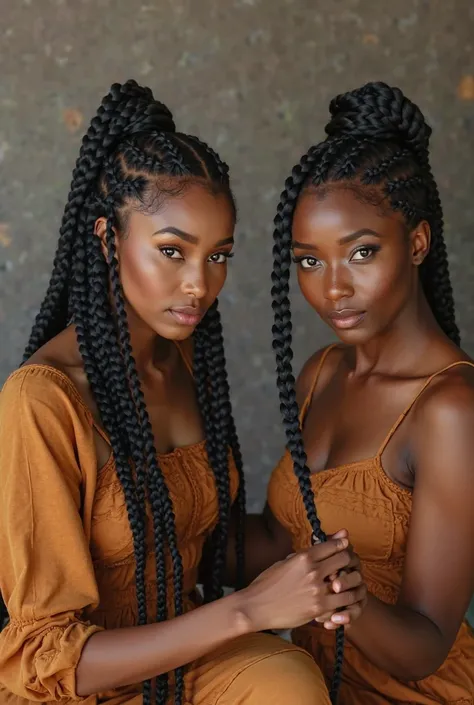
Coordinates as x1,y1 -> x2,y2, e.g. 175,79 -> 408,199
323,263 -> 354,303
181,262 -> 208,300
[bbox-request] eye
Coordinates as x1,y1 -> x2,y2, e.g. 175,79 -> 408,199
160,247 -> 183,260
208,252 -> 234,264
350,246 -> 378,262
293,255 -> 320,270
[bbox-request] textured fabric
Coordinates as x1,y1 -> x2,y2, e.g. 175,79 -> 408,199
268,345 -> 474,704
0,351 -> 328,704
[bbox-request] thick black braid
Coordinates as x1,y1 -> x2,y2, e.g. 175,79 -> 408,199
228,417 -> 246,590
271,147 -> 345,704
71,209 -> 154,702
193,312 -> 246,596
203,305 -> 234,600
414,158 -> 460,345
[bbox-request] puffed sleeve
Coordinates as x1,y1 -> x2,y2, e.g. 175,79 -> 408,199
0,366 -> 103,701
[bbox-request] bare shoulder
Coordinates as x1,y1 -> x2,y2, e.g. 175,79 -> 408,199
296,343 -> 347,407
412,359 -> 474,465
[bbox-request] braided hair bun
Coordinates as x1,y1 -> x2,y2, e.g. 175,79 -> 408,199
325,81 -> 431,154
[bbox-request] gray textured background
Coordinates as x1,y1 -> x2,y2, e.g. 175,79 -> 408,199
1,0 -> 473,509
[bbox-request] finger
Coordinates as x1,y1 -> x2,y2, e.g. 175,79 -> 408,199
312,611 -> 333,624
332,570 -> 362,593
313,548 -> 353,578
330,529 -> 348,540
308,538 -> 349,563
324,584 -> 367,612
323,603 -> 363,629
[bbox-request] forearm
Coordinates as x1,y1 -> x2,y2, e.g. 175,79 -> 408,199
345,593 -> 448,681
76,591 -> 249,696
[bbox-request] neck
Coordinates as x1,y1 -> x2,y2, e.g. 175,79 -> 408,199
125,305 -> 174,377
350,290 -> 447,377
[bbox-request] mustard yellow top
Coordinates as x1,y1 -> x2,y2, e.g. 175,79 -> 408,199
268,345 -> 474,704
0,346 -> 239,702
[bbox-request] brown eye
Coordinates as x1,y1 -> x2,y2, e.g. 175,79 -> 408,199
300,256 -> 319,269
208,252 -> 234,264
351,246 -> 377,261
160,247 -> 183,260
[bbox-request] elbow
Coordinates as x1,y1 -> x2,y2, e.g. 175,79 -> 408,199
390,652 -> 447,683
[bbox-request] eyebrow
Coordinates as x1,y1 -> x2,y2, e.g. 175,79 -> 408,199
153,226 -> 234,248
292,228 -> 382,250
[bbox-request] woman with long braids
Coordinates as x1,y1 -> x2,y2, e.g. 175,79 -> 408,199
264,82 -> 474,703
0,80 -> 367,705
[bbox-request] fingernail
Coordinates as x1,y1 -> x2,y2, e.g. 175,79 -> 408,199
332,615 -> 345,623
339,538 -> 349,548
333,581 -> 341,592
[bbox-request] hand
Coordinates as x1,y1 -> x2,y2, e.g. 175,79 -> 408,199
311,529 -> 367,630
238,537 -> 364,632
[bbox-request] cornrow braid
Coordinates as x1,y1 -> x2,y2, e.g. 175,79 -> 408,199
12,79 -> 246,705
271,81 -> 458,703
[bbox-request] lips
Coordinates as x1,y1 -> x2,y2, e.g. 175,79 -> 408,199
327,309 -> 366,330
167,306 -> 204,327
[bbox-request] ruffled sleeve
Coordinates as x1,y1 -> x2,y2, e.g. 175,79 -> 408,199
0,366 -> 103,701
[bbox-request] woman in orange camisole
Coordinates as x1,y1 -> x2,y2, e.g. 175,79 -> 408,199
0,80 -> 367,705
265,82 -> 474,703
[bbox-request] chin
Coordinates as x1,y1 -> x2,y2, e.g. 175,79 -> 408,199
328,324 -> 374,345
150,320 -> 197,342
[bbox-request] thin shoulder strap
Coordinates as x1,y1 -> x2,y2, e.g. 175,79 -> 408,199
299,344 -> 338,424
377,359 -> 474,456
173,340 -> 194,377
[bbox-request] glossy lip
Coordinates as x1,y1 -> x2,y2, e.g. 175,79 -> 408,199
167,306 -> 204,327
327,309 -> 366,330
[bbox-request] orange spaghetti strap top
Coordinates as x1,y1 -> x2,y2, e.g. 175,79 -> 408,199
299,344 -> 339,423
376,359 -> 474,457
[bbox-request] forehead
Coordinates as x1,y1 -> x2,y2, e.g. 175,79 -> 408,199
126,183 -> 235,237
292,187 -> 404,241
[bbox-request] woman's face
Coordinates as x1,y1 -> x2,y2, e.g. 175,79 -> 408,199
111,183 -> 235,341
291,187 -> 429,344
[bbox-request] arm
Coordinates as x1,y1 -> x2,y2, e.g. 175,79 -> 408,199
78,535 -> 363,695
331,378 -> 474,681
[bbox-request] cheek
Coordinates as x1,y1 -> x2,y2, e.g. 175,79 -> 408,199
296,268 -> 325,312
208,264 -> 228,298
354,255 -> 411,312
118,244 -> 172,303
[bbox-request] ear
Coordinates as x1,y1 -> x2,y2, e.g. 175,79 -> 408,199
410,220 -> 431,266
94,217 -> 120,263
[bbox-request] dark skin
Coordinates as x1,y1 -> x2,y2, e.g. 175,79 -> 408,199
228,186 -> 474,682
25,183 -> 365,696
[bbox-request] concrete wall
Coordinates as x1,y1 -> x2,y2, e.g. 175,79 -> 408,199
1,0 -> 473,507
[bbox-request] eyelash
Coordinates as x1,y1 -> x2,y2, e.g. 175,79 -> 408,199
292,245 -> 380,269
159,247 -> 234,264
